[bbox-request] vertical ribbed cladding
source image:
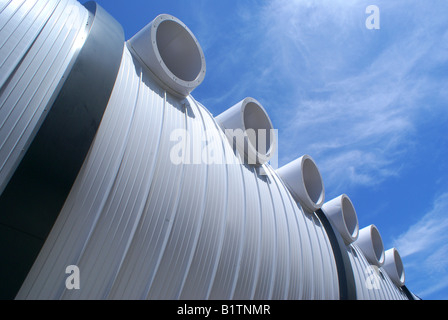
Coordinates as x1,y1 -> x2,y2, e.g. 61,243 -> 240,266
262,166 -> 291,300
275,155 -> 339,299
383,248 -> 405,287
128,14 -> 206,98
347,244 -> 408,300
65,60 -> 166,299
230,164 -> 263,299
321,198 -> 408,299
144,96 -> 209,299
16,46 -> 140,299
207,122 -> 246,299
111,18 -> 209,300
15,6 -> 339,300
276,155 -> 325,213
268,168 -> 305,299
0,0 -> 61,88
0,0 -> 96,299
177,99 -> 229,300
305,208 -> 339,299
250,166 -> 277,300
215,97 -> 276,166
0,0 -> 89,196
202,115 -> 338,300
274,165 -> 339,299
108,59 -> 187,299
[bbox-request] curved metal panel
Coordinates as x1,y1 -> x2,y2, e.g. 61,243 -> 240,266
347,244 -> 408,300
7,1 -> 411,301
15,45 -> 139,299
1,0 -> 124,299
0,0 -> 61,88
16,41 -> 340,299
0,0 -> 90,299
0,0 -> 89,196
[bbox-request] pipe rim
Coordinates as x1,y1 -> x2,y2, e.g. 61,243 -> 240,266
341,195 -> 359,242
389,248 -> 405,286
370,225 -> 385,265
240,97 -> 276,163
394,249 -> 405,285
151,14 -> 206,88
300,155 -> 325,210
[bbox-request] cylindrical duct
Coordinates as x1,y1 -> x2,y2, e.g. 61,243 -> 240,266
128,14 -> 206,97
215,97 -> 276,165
321,194 -> 359,244
355,225 -> 385,267
383,248 -> 405,287
276,155 -> 325,213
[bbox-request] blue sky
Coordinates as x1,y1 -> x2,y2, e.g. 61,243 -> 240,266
91,0 -> 448,300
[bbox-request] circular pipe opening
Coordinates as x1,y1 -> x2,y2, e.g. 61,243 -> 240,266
156,19 -> 203,82
215,97 -> 276,165
276,155 -> 325,212
128,14 -> 206,96
321,194 -> 358,244
371,226 -> 385,265
243,101 -> 274,157
356,225 -> 385,266
302,157 -> 324,205
341,196 -> 359,240
384,248 -> 405,286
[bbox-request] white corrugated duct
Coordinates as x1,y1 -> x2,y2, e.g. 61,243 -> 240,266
319,196 -> 408,300
346,244 -> 408,300
16,47 -> 339,300
11,5 -> 339,300
1,0 -> 415,300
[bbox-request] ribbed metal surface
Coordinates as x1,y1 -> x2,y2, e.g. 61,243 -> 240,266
4,0 -> 409,300
347,244 -> 408,300
17,45 -> 340,300
0,0 -> 58,88
0,0 -> 89,195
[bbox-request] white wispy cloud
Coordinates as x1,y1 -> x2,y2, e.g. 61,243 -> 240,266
393,193 -> 448,299
249,0 -> 448,193
191,0 -> 448,299
194,0 -> 447,196
394,193 -> 448,257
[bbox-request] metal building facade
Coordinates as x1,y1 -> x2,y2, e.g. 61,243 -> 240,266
0,0 -> 413,300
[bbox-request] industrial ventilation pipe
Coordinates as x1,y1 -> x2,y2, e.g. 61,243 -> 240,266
276,155 -> 325,213
128,14 -> 206,97
321,194 -> 359,244
383,248 -> 405,287
355,225 -> 385,267
215,97 -> 276,165
0,0 -> 415,300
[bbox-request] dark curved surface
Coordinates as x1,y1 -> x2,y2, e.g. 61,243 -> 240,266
315,209 -> 357,300
0,2 -> 124,299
